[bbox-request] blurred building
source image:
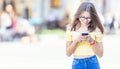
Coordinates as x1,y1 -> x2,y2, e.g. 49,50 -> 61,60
0,0 -> 120,26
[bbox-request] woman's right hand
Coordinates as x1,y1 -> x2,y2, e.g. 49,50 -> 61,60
76,34 -> 87,42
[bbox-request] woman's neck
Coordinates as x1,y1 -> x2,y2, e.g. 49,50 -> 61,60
76,23 -> 89,31
76,26 -> 88,33
81,26 -> 87,29
81,24 -> 89,28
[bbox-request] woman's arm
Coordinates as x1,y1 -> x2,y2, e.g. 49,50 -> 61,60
88,31 -> 104,58
66,34 -> 85,57
66,40 -> 78,57
91,42 -> 103,58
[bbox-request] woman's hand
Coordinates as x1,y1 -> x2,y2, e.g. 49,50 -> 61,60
83,35 -> 95,43
75,35 -> 87,42
75,34 -> 89,42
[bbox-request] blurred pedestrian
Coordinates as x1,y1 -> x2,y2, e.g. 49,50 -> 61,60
66,1 -> 104,69
110,15 -> 115,30
0,4 -> 13,41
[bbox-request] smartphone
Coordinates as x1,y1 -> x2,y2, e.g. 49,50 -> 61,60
82,33 -> 88,36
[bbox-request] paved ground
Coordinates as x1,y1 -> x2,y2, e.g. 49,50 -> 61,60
100,34 -> 120,69
0,34 -> 120,69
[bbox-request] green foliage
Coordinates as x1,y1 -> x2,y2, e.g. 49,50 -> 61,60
37,28 -> 66,36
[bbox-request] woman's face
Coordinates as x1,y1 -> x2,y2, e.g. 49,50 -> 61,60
79,11 -> 91,26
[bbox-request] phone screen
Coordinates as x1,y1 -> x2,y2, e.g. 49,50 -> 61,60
82,33 -> 88,36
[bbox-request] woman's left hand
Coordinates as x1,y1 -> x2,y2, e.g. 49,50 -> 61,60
85,35 -> 95,43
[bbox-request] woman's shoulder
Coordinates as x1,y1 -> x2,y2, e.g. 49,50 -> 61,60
66,24 -> 75,34
66,24 -> 72,30
90,27 -> 102,34
94,27 -> 101,32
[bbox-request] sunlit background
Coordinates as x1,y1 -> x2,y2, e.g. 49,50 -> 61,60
0,0 -> 120,69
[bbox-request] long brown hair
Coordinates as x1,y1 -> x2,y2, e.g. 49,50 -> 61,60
71,2 -> 104,34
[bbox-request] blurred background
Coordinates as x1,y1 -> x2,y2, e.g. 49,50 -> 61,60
0,0 -> 120,69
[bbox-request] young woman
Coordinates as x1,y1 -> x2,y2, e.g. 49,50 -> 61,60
66,1 -> 104,69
